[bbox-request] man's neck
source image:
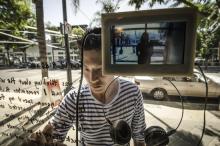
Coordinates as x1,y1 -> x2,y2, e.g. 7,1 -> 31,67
92,79 -> 119,104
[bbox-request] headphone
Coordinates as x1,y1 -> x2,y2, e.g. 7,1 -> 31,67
106,118 -> 132,145
144,126 -> 176,146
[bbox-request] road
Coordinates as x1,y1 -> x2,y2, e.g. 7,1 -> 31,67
0,68 -> 219,146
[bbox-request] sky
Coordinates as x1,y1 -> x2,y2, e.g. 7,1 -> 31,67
43,0 -> 174,27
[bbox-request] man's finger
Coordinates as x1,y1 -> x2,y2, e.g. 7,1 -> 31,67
43,124 -> 54,143
43,124 -> 53,135
35,131 -> 47,144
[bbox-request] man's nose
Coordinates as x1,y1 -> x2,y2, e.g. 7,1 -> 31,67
90,70 -> 98,83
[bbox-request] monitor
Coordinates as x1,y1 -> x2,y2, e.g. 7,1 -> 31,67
101,8 -> 198,76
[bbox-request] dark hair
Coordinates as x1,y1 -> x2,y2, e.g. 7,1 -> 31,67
78,28 -> 101,51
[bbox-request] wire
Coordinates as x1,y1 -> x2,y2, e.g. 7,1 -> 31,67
25,26 -> 78,38
0,31 -> 65,49
75,34 -> 86,146
196,64 -> 208,146
17,44 -> 32,49
164,78 -> 184,136
0,41 -> 34,44
75,32 -> 99,146
103,76 -> 120,124
0,29 -> 37,34
0,31 -> 36,44
0,29 -> 79,38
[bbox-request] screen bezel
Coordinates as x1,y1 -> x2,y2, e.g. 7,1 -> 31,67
102,8 -> 198,76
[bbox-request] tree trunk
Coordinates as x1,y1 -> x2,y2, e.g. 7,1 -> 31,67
218,41 -> 220,63
35,0 -> 48,78
23,48 -> 27,63
5,44 -> 10,66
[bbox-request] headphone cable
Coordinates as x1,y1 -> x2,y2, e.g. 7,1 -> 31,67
103,76 -> 120,124
196,64 -> 208,146
75,32 -> 90,146
164,79 -> 184,136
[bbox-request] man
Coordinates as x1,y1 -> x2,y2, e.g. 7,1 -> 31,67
136,31 -> 151,64
28,28 -> 146,146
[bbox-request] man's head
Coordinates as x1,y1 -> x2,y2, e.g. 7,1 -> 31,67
79,28 -> 114,97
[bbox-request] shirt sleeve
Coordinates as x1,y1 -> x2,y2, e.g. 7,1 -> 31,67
131,87 -> 146,142
50,89 -> 77,142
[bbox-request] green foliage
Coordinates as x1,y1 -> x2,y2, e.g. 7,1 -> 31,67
90,0 -> 122,27
194,1 -> 219,57
45,22 -> 62,47
0,0 -> 32,33
72,27 -> 85,37
0,0 -> 33,65
71,27 -> 85,55
96,0 -> 121,13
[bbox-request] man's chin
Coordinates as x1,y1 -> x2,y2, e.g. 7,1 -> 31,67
91,86 -> 104,93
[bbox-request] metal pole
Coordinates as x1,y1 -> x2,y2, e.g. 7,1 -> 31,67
62,0 -> 72,89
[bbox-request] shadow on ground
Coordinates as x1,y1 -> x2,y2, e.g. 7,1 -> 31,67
169,130 -> 204,146
205,127 -> 220,139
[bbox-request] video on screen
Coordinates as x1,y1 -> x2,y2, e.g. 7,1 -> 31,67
110,22 -> 186,65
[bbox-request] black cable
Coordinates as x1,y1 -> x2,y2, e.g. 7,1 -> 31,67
75,33 -> 88,146
103,76 -> 120,124
196,64 -> 208,146
164,79 -> 184,136
75,31 -> 102,146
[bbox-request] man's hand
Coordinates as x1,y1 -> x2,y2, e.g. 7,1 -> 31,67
22,124 -> 66,146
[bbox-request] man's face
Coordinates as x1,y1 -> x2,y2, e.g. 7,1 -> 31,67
83,50 -> 113,95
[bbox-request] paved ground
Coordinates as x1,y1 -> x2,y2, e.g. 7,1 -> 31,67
0,68 -> 219,146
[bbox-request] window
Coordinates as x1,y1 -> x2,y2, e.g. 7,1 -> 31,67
58,56 -> 64,60
58,52 -> 64,55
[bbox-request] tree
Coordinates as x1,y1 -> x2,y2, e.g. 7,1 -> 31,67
0,0 -> 32,65
71,27 -> 85,59
72,27 -> 85,37
128,0 -> 220,60
90,0 -> 122,27
0,0 -> 32,31
71,0 -> 80,14
35,0 -> 48,78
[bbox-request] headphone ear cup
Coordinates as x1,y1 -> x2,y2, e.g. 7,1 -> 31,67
109,120 -> 131,145
144,126 -> 169,146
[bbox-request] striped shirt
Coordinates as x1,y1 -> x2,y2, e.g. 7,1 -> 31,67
50,79 -> 146,146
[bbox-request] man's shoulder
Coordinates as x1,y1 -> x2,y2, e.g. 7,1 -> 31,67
119,78 -> 139,90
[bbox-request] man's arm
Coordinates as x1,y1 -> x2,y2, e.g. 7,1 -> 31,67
25,89 -> 77,146
49,90 -> 76,142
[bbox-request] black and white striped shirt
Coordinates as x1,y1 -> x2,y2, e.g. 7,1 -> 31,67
50,79 -> 146,146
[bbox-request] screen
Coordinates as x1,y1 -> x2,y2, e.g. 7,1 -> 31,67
110,22 -> 186,65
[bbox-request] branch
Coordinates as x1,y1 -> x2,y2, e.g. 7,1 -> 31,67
177,0 -> 198,9
177,0 -> 211,17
